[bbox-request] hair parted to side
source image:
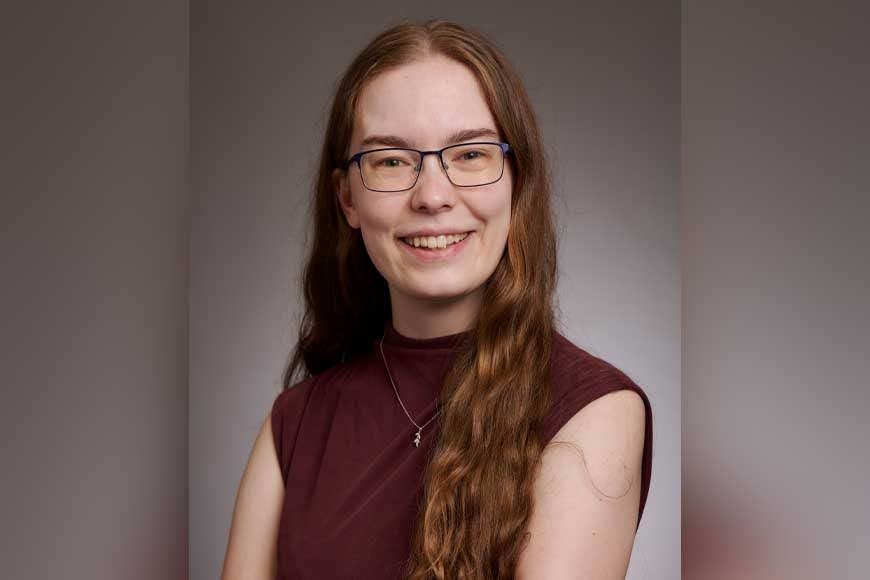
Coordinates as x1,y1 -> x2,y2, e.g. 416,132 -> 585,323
282,19 -> 557,579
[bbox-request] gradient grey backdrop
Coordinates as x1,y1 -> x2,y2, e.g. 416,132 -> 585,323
682,2 -> 870,578
189,2 -> 680,580
5,2 -> 869,579
1,2 -> 188,579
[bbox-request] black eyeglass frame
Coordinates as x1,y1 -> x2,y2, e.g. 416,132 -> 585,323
341,141 -> 512,193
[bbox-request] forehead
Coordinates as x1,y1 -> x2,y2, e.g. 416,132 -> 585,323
352,55 -> 499,150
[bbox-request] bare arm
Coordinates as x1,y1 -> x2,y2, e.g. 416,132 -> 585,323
220,412 -> 286,580
515,389 -> 647,579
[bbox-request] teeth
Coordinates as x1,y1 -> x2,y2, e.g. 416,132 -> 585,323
403,232 -> 470,249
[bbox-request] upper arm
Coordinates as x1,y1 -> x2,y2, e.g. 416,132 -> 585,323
516,389 -> 647,580
220,411 -> 286,580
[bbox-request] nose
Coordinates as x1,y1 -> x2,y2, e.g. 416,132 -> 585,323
409,152 -> 456,213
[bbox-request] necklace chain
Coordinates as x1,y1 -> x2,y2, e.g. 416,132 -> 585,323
378,332 -> 440,447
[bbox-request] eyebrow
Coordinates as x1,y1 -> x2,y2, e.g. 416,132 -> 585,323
358,127 -> 500,150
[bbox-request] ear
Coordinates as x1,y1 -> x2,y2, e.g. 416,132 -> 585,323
333,168 -> 360,229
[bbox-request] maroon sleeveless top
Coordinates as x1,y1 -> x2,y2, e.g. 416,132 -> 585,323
271,322 -> 653,579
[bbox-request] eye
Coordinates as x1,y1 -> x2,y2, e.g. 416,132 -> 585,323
364,149 -> 418,169
378,157 -> 405,167
450,146 -> 492,163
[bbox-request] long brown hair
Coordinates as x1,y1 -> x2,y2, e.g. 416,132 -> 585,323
282,19 -> 557,579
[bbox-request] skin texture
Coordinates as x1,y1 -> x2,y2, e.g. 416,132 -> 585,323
336,55 -> 513,340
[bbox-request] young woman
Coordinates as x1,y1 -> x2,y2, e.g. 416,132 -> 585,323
221,19 -> 652,580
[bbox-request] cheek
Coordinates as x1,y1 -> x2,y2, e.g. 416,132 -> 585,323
475,186 -> 513,239
352,187 -> 395,233
487,188 -> 513,260
353,194 -> 401,266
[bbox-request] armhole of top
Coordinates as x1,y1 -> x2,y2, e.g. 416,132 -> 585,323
269,377 -> 320,487
270,389 -> 288,485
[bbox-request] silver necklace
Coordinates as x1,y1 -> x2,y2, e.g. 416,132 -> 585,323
378,332 -> 440,448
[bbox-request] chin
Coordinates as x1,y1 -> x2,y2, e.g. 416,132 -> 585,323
402,280 -> 479,303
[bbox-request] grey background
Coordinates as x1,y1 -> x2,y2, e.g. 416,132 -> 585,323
6,1 -> 867,579
189,2 -> 679,580
1,2 -> 188,578
3,1 -> 868,578
683,2 -> 870,578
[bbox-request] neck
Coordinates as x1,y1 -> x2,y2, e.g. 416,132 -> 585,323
389,286 -> 482,339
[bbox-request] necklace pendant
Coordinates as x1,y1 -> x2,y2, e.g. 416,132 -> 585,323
413,429 -> 421,447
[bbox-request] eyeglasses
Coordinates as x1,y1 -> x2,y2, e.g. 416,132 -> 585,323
342,141 -> 512,193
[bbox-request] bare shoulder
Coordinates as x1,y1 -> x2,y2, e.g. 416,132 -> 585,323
220,410 -> 285,580
515,389 -> 646,579
547,389 -> 646,498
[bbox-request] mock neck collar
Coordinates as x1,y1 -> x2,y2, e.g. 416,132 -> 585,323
380,319 -> 470,351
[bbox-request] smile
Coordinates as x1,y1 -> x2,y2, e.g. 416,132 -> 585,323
399,232 -> 471,249
396,231 -> 474,263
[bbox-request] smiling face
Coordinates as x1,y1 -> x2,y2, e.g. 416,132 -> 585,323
336,55 -> 513,328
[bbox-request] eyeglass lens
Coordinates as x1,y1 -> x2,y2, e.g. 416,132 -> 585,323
359,143 -> 505,192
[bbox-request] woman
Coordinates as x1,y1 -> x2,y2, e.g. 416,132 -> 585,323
221,19 -> 652,580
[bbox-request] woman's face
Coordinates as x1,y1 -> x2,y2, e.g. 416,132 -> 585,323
336,55 -> 513,311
